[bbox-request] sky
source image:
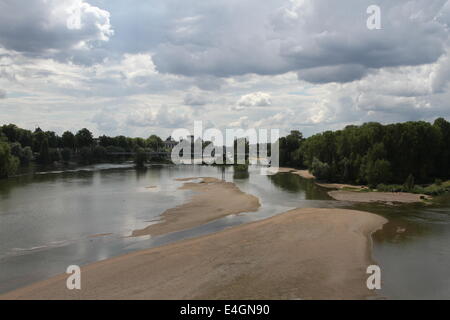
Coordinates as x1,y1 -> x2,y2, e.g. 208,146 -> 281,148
1,0 -> 450,138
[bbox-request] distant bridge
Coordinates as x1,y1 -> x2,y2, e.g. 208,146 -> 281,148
106,152 -> 254,157
106,152 -> 171,156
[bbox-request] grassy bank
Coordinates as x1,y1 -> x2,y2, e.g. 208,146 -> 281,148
376,180 -> 450,196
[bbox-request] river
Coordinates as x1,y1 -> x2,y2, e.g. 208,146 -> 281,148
0,164 -> 449,299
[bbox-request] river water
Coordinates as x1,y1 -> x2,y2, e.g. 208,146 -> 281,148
0,164 -> 449,299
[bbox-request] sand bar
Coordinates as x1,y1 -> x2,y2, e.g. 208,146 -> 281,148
1,208 -> 387,300
277,168 -> 316,179
328,190 -> 429,203
132,177 -> 260,237
316,183 -> 368,190
278,169 -> 428,203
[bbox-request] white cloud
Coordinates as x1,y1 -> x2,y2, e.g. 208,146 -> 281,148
1,0 -> 450,138
235,92 -> 272,110
126,105 -> 193,129
183,92 -> 210,106
229,116 -> 250,128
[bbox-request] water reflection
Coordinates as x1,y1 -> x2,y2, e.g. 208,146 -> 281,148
0,164 -> 449,299
267,172 -> 331,200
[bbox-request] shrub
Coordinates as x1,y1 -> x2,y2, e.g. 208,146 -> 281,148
134,148 -> 147,168
234,164 -> 249,172
403,174 -> 415,191
365,159 -> 392,188
0,142 -> 19,178
310,157 -> 331,181
78,147 -> 94,165
61,148 -> 72,163
93,146 -> 107,162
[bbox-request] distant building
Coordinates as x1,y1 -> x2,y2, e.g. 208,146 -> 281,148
164,136 -> 178,150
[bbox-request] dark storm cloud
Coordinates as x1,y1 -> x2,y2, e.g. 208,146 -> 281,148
2,0 -> 449,83
148,0 -> 450,83
0,0 -> 113,62
297,65 -> 369,84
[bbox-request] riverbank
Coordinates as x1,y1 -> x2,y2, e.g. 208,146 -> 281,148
278,167 -> 431,204
1,208 -> 387,300
131,177 -> 261,237
328,190 -> 430,204
277,168 -> 316,179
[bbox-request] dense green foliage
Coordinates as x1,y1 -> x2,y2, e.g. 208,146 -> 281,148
134,148 -> 148,168
278,118 -> 450,187
2,118 -> 449,188
0,141 -> 19,178
0,124 -> 171,178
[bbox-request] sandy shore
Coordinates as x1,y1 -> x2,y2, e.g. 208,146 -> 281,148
131,177 -> 260,237
316,183 -> 368,190
278,169 -> 428,204
328,190 -> 429,203
277,168 -> 316,179
1,208 -> 387,300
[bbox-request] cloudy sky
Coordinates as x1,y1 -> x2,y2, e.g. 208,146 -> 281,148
1,0 -> 450,138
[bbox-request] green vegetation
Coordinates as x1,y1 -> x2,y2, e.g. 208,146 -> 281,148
234,164 -> 249,172
377,180 -> 450,196
0,123 -> 173,179
134,148 -> 148,168
0,141 -> 19,178
278,118 -> 450,194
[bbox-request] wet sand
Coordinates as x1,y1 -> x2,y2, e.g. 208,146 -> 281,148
277,168 -> 316,179
328,190 -> 429,203
316,183 -> 368,190
1,208 -> 387,300
132,177 -> 261,237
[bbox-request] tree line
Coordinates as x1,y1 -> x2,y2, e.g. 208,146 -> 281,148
0,124 -> 169,178
278,118 -> 450,189
2,118 -> 450,189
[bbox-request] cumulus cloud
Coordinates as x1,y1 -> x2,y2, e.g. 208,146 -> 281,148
229,116 -> 250,128
150,0 -> 450,84
91,109 -> 121,133
0,0 -> 113,61
183,92 -> 209,106
126,105 -> 193,129
235,92 -> 272,110
431,53 -> 450,93
1,0 -> 450,138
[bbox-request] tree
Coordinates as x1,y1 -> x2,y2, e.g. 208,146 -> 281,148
78,147 -> 94,165
32,128 -> 47,152
49,149 -> 60,162
37,139 -> 51,165
365,159 -> 392,187
61,148 -> 72,163
75,129 -> 94,149
278,131 -> 305,167
10,143 -> 33,166
134,148 -> 147,168
46,131 -> 59,148
0,141 -> 19,178
62,131 -> 76,150
147,135 -> 163,151
93,146 -> 107,162
310,157 -> 331,181
22,147 -> 33,166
